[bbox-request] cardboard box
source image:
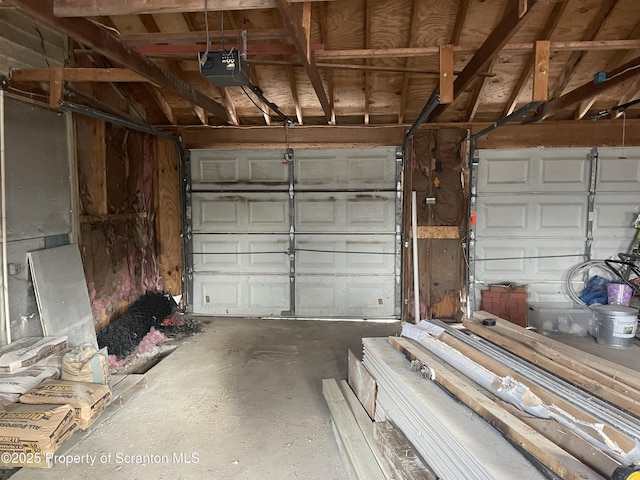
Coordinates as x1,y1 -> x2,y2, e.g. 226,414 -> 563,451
0,403 -> 78,467
19,380 -> 111,430
0,337 -> 68,374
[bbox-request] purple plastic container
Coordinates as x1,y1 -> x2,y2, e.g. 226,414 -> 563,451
607,283 -> 633,307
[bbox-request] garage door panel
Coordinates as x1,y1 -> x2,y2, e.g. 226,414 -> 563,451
296,192 -> 395,233
596,148 -> 640,192
475,239 -> 584,282
476,195 -> 587,237
296,234 -> 395,273
191,149 -> 288,190
192,193 -> 289,232
593,193 -> 640,240
296,275 -> 395,317
478,148 -> 591,193
295,147 -> 397,190
193,234 -> 289,273
193,274 -> 290,315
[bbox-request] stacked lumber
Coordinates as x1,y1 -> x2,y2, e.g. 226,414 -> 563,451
324,313 -> 640,479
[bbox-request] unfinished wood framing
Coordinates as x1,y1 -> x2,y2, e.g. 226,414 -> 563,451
532,40 -> 549,102
439,44 -> 454,104
154,137 -> 183,296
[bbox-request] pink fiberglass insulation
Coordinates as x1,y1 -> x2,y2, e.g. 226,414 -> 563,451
107,327 -> 170,369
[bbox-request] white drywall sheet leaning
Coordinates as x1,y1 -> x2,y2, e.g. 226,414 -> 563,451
27,245 -> 97,349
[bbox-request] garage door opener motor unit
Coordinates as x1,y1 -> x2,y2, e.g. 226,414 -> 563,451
199,49 -> 250,87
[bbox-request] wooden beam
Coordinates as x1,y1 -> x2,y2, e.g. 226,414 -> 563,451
193,105 -> 208,125
574,98 -> 596,120
347,350 -> 376,420
301,2 -> 312,63
274,0 -> 332,122
532,54 -> 640,121
474,119 -> 640,148
221,88 -> 240,126
399,0 -> 422,124
317,1 -> 335,124
146,84 -> 176,124
373,422 -> 437,480
49,66 -> 64,109
551,0 -> 619,98
180,125 -> 407,149
502,0 -> 567,116
316,39 -> 640,61
12,67 -> 151,83
119,28 -> 289,44
132,43 -> 324,57
439,44 -> 454,104
466,59 -> 497,122
427,0 -> 543,121
53,0 -> 334,16
286,67 -> 303,124
532,40 -> 550,102
450,0 -> 470,46
7,0 -> 231,122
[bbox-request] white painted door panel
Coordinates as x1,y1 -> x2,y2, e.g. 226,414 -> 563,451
476,194 -> 587,238
596,148 -> 640,192
295,275 -> 395,316
193,234 -> 289,273
192,192 -> 289,233
477,148 -> 591,193
296,192 -> 396,233
295,147 -> 397,190
190,149 -> 288,191
193,274 -> 290,316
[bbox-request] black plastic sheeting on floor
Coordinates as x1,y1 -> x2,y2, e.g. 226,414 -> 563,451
97,292 -> 178,359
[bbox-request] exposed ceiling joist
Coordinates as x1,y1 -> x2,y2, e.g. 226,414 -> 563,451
7,0 -> 231,122
119,28 -> 289,44
52,0 -> 335,17
531,54 -> 640,122
274,0 -> 332,122
426,0 -> 543,122
11,67 -> 151,83
398,0 -> 421,124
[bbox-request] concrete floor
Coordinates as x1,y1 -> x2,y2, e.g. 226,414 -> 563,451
12,317 -> 400,480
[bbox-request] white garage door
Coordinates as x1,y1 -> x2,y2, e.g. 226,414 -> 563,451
187,147 -> 401,318
472,147 -> 640,305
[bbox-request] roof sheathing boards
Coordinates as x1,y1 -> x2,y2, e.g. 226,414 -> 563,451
0,10 -> 64,76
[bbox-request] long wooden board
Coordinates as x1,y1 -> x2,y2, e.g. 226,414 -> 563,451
389,337 -> 606,480
471,311 -> 640,392
463,317 -> 640,417
347,350 -> 376,419
322,378 -> 386,480
373,421 -> 436,480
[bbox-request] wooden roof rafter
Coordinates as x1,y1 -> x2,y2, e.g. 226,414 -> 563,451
52,0 -> 335,16
426,0 -> 544,122
364,0 -> 371,125
317,1 -> 335,124
502,0 -> 567,117
398,0 -> 422,125
530,53 -> 640,122
274,0 -> 332,122
576,17 -> 640,120
7,0 -> 231,122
